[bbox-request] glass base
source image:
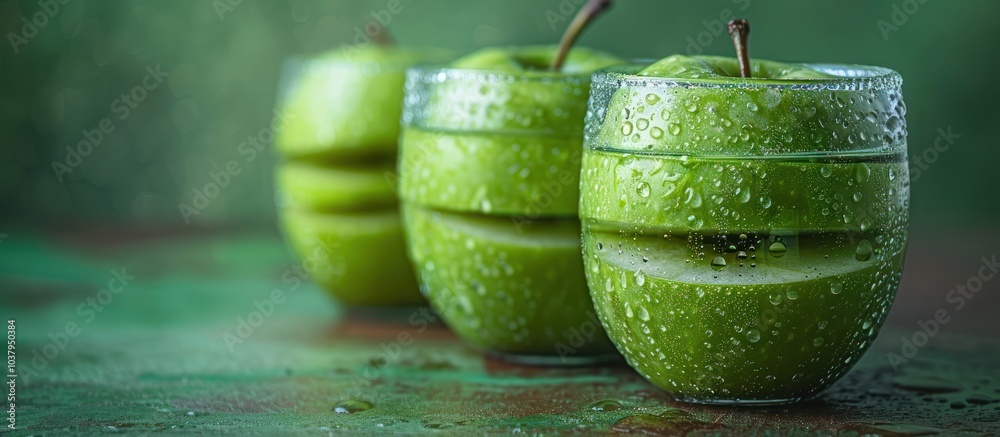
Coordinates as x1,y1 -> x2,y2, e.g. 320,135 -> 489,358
673,397 -> 803,407
483,349 -> 622,367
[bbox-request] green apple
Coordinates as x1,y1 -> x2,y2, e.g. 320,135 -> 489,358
403,204 -> 615,359
399,0 -> 623,362
279,208 -> 422,307
276,46 -> 452,160
275,160 -> 397,212
580,20 -> 910,403
399,46 -> 623,216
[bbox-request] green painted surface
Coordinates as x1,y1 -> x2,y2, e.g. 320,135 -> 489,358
1,229 -> 998,435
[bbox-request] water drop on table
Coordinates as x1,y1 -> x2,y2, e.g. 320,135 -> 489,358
333,399 -> 373,414
587,399 -> 623,411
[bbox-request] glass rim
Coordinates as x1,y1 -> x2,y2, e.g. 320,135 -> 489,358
593,63 -> 902,90
281,49 -> 455,74
406,64 -> 600,84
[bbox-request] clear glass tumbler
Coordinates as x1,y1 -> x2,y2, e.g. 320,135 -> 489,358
580,64 -> 909,404
399,66 -> 618,365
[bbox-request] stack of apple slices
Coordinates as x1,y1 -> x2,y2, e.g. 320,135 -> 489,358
273,46 -> 450,307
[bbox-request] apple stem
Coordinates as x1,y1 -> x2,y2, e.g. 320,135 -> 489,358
551,0 -> 612,71
373,29 -> 394,47
727,19 -> 751,78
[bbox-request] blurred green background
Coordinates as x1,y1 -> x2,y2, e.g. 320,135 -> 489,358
1,0 -> 996,229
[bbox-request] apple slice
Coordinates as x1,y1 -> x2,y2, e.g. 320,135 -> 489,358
275,160 -> 397,213
401,203 -> 614,357
399,45 -> 623,216
279,208 -> 421,306
276,46 -> 452,160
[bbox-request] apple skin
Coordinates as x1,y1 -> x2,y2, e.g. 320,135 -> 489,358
398,128 -> 582,217
413,46 -> 624,133
277,46 -> 452,161
579,150 -> 901,235
593,56 -> 898,157
399,46 -> 624,216
275,160 -> 397,212
402,203 -> 615,358
279,208 -> 422,307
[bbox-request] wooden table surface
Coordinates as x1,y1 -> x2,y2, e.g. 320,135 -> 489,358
1,225 -> 998,435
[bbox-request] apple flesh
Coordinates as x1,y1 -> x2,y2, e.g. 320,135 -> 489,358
276,160 -> 397,212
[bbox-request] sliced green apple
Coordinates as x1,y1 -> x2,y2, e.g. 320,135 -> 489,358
275,160 -> 397,212
593,56 -> 901,156
279,208 -> 421,306
399,46 -> 623,216
276,46 -> 452,160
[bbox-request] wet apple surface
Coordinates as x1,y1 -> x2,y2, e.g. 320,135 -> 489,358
399,45 -> 623,363
274,46 -> 448,306
580,56 -> 910,403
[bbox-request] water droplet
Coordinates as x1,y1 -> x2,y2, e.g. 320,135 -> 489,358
638,305 -> 650,321
605,278 -> 614,292
686,103 -> 698,113
587,399 -> 623,411
813,337 -> 825,347
667,123 -> 681,136
855,164 -> 871,183
710,256 -> 727,271
747,102 -> 758,112
747,329 -> 761,343
860,219 -> 871,232
634,270 -> 646,287
645,94 -> 660,105
333,400 -> 373,414
768,241 -> 787,258
636,182 -> 651,198
855,239 -> 873,261
650,127 -> 664,139
597,242 -> 604,251
737,251 -> 747,260
785,289 -> 799,301
621,121 -> 633,135
820,167 -> 832,178
862,318 -> 874,330
768,293 -> 782,305
760,196 -> 772,208
636,118 -> 649,131
830,283 -> 843,295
